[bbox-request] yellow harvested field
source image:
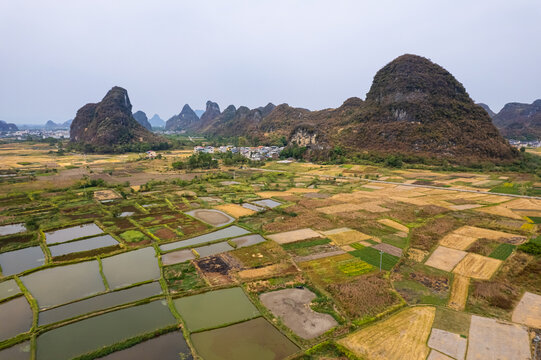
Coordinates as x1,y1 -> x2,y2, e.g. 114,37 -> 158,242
453,226 -> 526,242
448,275 -> 470,311
449,204 -> 482,211
237,263 -> 296,280
286,187 -> 319,193
425,246 -> 467,272
214,204 -> 255,218
338,306 -> 435,360
324,229 -> 371,246
93,189 -> 121,201
378,219 -> 409,233
511,292 -> 541,329
407,248 -> 429,262
358,202 -> 389,212
504,198 -> 541,210
267,228 -> 323,244
439,233 -> 477,250
475,205 -> 523,220
389,196 -> 431,206
316,203 -> 365,214
452,253 -> 502,280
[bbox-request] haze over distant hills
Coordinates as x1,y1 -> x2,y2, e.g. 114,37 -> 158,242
149,114 -> 165,129
480,100 -> 541,141
0,120 -> 18,132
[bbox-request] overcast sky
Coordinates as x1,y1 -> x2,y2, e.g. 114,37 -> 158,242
1,0 -> 540,124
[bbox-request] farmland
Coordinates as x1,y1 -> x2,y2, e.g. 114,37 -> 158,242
0,142 -> 540,359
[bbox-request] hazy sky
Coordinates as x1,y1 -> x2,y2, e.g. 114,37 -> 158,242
1,0 -> 540,124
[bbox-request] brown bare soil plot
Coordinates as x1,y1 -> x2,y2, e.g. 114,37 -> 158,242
267,228 -> 323,244
316,203 -> 365,215
236,263 -> 297,281
453,253 -> 502,280
93,189 -> 121,201
425,246 -> 467,272
408,248 -> 429,262
448,275 -> 470,311
428,328 -> 467,360
338,306 -> 435,360
512,291 -> 541,329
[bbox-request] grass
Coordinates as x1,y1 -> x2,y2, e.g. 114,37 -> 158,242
163,262 -> 206,293
349,246 -> 399,271
489,243 -> 516,260
300,254 -> 375,285
432,307 -> 471,337
119,230 -> 147,243
527,216 -> 541,224
393,280 -> 448,306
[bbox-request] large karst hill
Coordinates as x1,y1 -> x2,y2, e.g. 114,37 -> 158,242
70,87 -> 164,149
179,54 -> 516,162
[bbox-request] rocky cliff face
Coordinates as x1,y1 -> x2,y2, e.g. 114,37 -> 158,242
165,104 -> 199,131
133,111 -> 152,130
0,120 -> 18,132
477,103 -> 496,118
70,86 -> 162,147
492,100 -> 541,140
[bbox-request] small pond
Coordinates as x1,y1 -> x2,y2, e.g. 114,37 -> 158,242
160,226 -> 250,252
173,287 -> 259,332
194,241 -> 234,258
0,296 -> 33,342
48,234 -> 118,257
0,279 -> 21,301
185,209 -> 234,227
101,247 -> 160,290
161,249 -> 194,266
242,203 -> 264,212
36,300 -> 177,360
191,317 -> 299,360
45,223 -> 103,244
252,199 -> 281,208
231,234 -> 266,248
0,223 -> 26,236
0,246 -> 45,276
97,331 -> 192,360
38,282 -> 162,326
22,260 -> 105,309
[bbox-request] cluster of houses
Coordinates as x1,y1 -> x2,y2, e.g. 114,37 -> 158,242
509,139 -> 541,148
0,129 -> 69,140
193,145 -> 284,161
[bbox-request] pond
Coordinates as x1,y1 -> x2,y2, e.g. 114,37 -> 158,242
0,341 -> 31,360
48,234 -> 118,257
101,247 -> 160,290
252,199 -> 282,208
242,203 -> 264,212
45,223 -> 103,244
22,260 -> 105,309
194,241 -> 234,258
173,287 -> 259,332
0,223 -> 26,236
0,296 -> 33,342
161,249 -> 194,266
97,331 -> 192,360
185,209 -> 234,227
38,282 -> 163,326
119,212 -> 134,217
191,317 -> 299,360
0,279 -> 21,301
0,246 -> 45,276
160,226 -> 250,252
36,300 -> 177,360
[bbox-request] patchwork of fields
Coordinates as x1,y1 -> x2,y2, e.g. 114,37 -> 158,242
0,145 -> 540,359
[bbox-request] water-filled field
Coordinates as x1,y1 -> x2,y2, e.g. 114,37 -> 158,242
0,341 -> 30,360
0,246 -> 45,275
48,234 -> 117,257
0,223 -> 25,236
22,260 -> 105,308
0,296 -> 33,342
36,300 -> 177,360
191,317 -> 299,360
0,279 -> 20,301
45,223 -> 103,244
101,247 -> 160,289
38,282 -> 162,325
160,225 -> 250,251
173,287 -> 260,331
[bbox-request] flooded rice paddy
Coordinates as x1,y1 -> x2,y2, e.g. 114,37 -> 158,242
44,223 -> 103,244
48,234 -> 118,257
0,341 -> 30,360
252,199 -> 281,208
161,249 -> 195,265
97,331 -> 193,360
231,234 -> 266,248
0,246 -> 45,276
191,317 -> 299,360
0,297 -> 33,342
101,247 -> 160,289
22,260 -> 105,309
0,279 -> 20,301
173,287 -> 260,331
160,226 -> 250,252
38,282 -> 162,326
0,223 -> 26,236
36,300 -> 177,360
194,241 -> 234,258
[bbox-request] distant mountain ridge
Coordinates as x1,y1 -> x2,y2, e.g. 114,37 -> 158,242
149,114 -> 165,128
492,100 -> 541,140
0,120 -> 18,132
165,104 -> 199,131
132,111 -> 152,130
44,119 -> 72,130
